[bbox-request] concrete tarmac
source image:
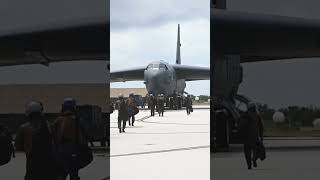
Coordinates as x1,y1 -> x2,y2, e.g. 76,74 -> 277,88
212,140 -> 320,180
0,152 -> 109,180
110,108 -> 210,180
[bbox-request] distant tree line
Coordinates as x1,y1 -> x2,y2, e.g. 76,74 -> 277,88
256,104 -> 320,127
191,95 -> 210,103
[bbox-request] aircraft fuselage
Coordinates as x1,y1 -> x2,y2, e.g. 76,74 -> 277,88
144,61 -> 186,96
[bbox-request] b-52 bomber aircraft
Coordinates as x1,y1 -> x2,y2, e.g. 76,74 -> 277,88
211,0 -> 320,151
111,24 -> 210,109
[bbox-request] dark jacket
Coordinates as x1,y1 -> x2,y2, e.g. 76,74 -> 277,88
15,120 -> 53,155
185,97 -> 193,107
239,111 -> 264,145
148,97 -> 156,108
118,99 -> 129,120
157,97 -> 165,111
15,118 -> 56,179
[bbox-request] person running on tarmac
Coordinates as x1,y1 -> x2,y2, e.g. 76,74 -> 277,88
239,102 -> 264,170
185,95 -> 193,115
149,94 -> 156,116
117,94 -> 128,133
157,94 -> 165,116
127,93 -> 138,126
53,98 -> 91,180
15,101 -> 56,180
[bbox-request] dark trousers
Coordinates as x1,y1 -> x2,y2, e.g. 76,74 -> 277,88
186,107 -> 191,115
118,118 -> 126,131
128,116 -> 135,126
25,154 -> 56,180
56,170 -> 79,180
158,109 -> 164,116
244,143 -> 258,168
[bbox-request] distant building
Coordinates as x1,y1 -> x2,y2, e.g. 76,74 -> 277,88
0,84 -> 109,113
110,88 -> 148,98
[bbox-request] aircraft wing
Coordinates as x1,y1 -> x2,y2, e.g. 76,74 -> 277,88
0,0 -> 108,67
172,64 -> 210,81
110,67 -> 146,82
212,9 -> 320,63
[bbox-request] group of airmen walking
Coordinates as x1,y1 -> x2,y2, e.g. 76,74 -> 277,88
0,98 -> 93,180
117,93 -> 194,133
117,93 -> 139,133
148,94 -> 165,117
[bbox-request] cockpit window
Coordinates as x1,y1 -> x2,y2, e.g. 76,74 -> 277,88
146,64 -> 153,70
147,63 -> 168,70
153,64 -> 159,69
159,64 -> 168,70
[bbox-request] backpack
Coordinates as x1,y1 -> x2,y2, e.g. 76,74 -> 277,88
127,99 -> 139,116
256,140 -> 266,161
128,105 -> 139,116
53,116 -> 93,171
0,125 -> 14,166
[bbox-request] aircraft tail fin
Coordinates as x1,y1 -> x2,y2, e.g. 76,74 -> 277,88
176,24 -> 181,64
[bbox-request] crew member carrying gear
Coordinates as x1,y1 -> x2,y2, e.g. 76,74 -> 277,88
239,103 -> 264,170
185,95 -> 193,115
15,101 -> 56,180
149,94 -> 156,116
157,94 -> 165,117
127,93 -> 138,126
53,98 -> 92,180
117,94 -> 128,133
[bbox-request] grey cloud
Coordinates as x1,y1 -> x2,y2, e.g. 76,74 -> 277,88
111,0 -> 209,31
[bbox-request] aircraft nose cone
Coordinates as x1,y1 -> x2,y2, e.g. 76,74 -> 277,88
147,70 -> 167,94
149,70 -> 161,81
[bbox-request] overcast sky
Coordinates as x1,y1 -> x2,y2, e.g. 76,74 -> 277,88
110,0 -> 210,96
227,0 -> 320,109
